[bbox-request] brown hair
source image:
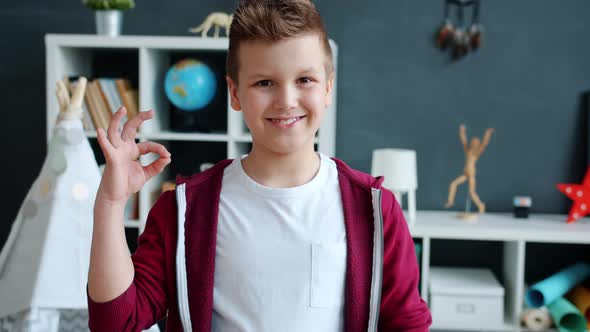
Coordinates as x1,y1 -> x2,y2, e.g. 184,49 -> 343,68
226,0 -> 333,84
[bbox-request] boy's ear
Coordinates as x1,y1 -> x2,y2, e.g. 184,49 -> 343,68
325,72 -> 335,108
226,75 -> 242,111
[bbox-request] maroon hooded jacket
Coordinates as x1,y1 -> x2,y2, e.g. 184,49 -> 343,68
87,158 -> 431,331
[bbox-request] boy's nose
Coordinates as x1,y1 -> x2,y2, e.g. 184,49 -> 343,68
273,85 -> 298,111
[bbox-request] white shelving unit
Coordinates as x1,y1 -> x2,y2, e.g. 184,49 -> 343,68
410,210 -> 590,332
47,34 -> 585,332
45,34 -> 338,234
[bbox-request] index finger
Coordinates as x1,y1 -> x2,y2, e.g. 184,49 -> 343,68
121,110 -> 154,142
137,141 -> 171,158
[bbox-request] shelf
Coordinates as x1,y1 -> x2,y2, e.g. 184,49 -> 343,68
431,319 -> 518,332
233,134 -> 320,144
46,34 -> 229,51
411,210 -> 590,331
85,131 -> 321,145
123,220 -> 141,228
234,134 -> 252,143
85,130 -> 229,142
141,131 -> 229,142
410,210 -> 590,244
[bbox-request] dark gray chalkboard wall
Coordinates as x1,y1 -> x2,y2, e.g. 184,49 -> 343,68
2,1 -> 590,246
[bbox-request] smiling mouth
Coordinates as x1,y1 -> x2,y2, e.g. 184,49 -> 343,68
266,116 -> 306,125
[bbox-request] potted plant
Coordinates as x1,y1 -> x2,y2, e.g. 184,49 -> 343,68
83,0 -> 135,37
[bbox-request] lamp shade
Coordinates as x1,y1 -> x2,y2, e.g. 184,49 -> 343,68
371,149 -> 417,191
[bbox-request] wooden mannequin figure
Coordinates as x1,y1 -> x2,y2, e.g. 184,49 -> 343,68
445,124 -> 494,216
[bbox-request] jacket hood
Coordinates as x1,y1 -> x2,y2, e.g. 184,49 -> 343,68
176,159 -> 233,186
331,158 -> 385,190
176,157 -> 385,191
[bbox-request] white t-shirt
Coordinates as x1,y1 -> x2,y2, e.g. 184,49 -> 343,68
212,153 -> 347,332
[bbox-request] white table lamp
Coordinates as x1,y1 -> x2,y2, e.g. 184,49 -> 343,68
371,148 -> 418,224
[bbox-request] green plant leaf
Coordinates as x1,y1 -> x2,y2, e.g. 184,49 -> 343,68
83,0 -> 135,10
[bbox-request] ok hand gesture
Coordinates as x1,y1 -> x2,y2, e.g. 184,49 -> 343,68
96,107 -> 171,206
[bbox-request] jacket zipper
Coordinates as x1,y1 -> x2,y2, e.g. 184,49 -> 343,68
176,184 -> 192,332
368,188 -> 384,332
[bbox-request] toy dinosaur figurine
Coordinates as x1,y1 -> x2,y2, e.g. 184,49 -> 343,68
445,124 -> 494,215
189,12 -> 233,38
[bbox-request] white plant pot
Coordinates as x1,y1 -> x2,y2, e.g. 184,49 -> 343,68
95,10 -> 123,37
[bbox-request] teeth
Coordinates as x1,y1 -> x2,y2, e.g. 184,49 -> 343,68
272,117 -> 300,125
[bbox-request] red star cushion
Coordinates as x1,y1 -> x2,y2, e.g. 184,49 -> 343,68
557,167 -> 590,223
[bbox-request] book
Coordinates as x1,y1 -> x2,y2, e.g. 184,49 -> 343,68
98,79 -> 117,114
98,78 -> 126,131
115,79 -> 139,123
94,80 -> 112,127
125,89 -> 140,119
85,82 -> 98,129
106,79 -> 124,115
88,81 -> 110,129
83,85 -> 102,130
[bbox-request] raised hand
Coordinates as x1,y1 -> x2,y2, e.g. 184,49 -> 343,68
459,124 -> 468,147
95,107 -> 171,206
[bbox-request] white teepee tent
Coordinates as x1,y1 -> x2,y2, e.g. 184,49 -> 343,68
0,77 -> 99,331
0,78 -> 158,331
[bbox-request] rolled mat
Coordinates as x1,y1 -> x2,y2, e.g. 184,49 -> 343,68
567,285 -> 590,320
521,307 -> 553,331
547,297 -> 588,332
525,262 -> 590,308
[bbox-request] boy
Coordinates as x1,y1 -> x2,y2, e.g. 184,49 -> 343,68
87,0 -> 431,331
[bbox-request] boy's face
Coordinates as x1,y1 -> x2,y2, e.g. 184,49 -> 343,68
227,33 -> 333,156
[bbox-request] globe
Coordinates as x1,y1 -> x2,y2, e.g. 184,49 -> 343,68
164,59 -> 217,112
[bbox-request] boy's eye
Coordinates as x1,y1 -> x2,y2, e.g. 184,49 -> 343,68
255,80 -> 272,87
298,77 -> 313,84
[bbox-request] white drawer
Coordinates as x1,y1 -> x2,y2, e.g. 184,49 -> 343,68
430,293 -> 503,328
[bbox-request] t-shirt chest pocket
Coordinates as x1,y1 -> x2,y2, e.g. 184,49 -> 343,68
310,241 -> 347,308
